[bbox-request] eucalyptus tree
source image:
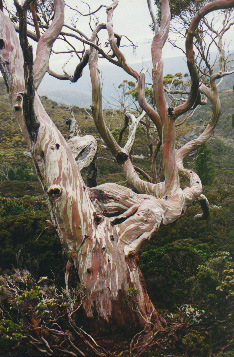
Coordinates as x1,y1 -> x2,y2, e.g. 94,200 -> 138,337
0,0 -> 234,354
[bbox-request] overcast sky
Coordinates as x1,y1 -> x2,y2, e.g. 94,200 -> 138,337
5,0 -> 234,72
64,0 -> 180,63
55,0 -> 234,72
46,0 -> 185,74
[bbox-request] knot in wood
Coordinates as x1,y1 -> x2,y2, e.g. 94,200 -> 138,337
116,151 -> 128,164
14,105 -> 21,112
0,39 -> 4,50
50,142 -> 60,151
47,185 -> 62,200
93,212 -> 103,225
14,93 -> 24,112
168,107 -> 174,117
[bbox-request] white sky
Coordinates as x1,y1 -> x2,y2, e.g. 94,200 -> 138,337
52,0 -> 234,73
47,0 -> 184,74
64,0 -> 180,62
4,0 -> 234,72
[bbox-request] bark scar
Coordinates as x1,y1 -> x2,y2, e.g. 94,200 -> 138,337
47,184 -> 62,199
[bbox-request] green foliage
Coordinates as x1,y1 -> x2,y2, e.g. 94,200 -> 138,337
141,239 -> 234,355
163,73 -> 174,85
0,319 -> 22,355
217,352 -> 234,357
0,76 -> 234,355
0,270 -> 85,356
182,332 -> 208,355
117,80 -> 139,109
154,0 -> 208,19
0,195 -> 64,286
0,197 -> 25,217
7,164 -> 38,182
173,78 -> 183,86
195,143 -> 214,185
118,79 -> 155,107
111,127 -> 119,140
140,240 -> 210,308
163,73 -> 187,88
138,179 -> 234,355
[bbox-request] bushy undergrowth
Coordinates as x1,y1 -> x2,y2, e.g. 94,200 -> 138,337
0,82 -> 234,355
139,185 -> 234,356
0,195 -> 64,286
0,270 -> 89,356
0,182 -> 233,356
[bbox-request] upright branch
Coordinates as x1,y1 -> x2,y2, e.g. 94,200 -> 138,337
151,0 -> 180,196
33,0 -> 64,88
174,0 -> 234,117
151,0 -> 170,124
203,12 -> 234,77
30,0 -> 40,39
0,0 -> 95,254
176,76 -> 221,168
176,1 -> 234,170
147,0 -> 158,33
106,0 -> 162,140
89,23 -> 127,163
14,0 -> 38,142
123,111 -> 146,154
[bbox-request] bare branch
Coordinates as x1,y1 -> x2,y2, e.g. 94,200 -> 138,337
78,4 -> 106,17
177,80 -> 221,164
124,111 -> 146,154
147,0 -> 158,33
12,1 -> 39,142
174,0 -> 234,118
33,0 -> 64,88
64,49 -> 90,82
30,0 -> 40,39
194,194 -> 210,221
118,113 -> 129,145
134,166 -> 153,182
151,0 -> 181,196
122,158 -> 165,198
59,29 -> 120,66
106,1 -> 162,140
63,23 -> 89,41
89,23 -> 127,163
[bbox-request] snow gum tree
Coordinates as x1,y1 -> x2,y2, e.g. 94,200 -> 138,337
0,0 -> 234,353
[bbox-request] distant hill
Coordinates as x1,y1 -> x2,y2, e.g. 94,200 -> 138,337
38,54 -> 234,108
38,56 -> 190,108
1,73 -> 234,188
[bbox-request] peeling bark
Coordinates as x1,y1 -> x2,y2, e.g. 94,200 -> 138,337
0,6 -> 165,340
1,0 -> 234,350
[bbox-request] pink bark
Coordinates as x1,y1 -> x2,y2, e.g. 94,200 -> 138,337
106,1 -> 162,139
0,0 -> 233,349
33,0 -> 64,88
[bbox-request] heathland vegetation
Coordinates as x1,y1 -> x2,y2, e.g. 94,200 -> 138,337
0,75 -> 234,355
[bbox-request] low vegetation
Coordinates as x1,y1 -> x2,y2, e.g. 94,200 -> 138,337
0,78 -> 234,355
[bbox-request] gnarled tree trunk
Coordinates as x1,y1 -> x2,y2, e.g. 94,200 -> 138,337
1,0 -> 234,352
